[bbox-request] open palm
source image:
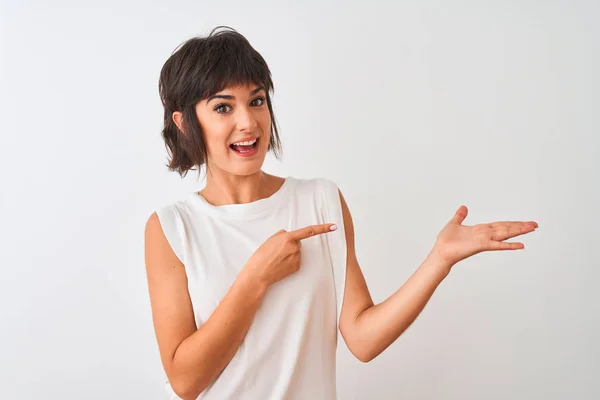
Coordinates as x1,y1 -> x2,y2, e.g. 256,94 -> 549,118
433,205 -> 538,267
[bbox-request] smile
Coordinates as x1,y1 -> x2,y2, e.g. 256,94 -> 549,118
230,137 -> 260,157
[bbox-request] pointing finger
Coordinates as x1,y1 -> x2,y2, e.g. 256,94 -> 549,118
288,224 -> 338,241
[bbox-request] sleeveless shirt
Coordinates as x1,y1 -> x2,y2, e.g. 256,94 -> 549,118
154,176 -> 348,399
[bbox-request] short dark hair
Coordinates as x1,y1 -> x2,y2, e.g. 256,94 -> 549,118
158,26 -> 283,177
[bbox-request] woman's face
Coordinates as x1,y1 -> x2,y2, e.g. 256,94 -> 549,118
195,83 -> 271,176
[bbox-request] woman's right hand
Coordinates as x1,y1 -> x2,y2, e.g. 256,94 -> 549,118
243,223 -> 338,288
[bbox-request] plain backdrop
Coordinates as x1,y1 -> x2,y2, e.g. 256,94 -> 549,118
1,0 -> 598,399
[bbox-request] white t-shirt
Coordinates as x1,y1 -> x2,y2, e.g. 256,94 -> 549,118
155,176 -> 348,399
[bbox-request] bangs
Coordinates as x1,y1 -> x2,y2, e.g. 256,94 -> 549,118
191,32 -> 273,102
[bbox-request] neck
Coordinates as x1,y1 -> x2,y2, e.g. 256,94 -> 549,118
200,168 -> 280,206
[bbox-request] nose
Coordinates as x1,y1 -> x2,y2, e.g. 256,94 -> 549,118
236,105 -> 258,133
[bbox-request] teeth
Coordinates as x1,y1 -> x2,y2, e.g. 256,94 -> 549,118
232,138 -> 257,146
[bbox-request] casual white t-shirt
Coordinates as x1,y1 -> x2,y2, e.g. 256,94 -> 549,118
155,176 -> 347,399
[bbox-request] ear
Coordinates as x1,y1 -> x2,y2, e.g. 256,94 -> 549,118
172,111 -> 185,134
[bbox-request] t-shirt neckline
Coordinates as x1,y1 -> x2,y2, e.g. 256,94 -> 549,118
188,176 -> 294,220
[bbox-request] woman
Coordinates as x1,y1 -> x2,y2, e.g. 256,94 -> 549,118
144,26 -> 538,400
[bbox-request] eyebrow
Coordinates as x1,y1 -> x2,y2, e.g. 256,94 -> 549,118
206,86 -> 266,104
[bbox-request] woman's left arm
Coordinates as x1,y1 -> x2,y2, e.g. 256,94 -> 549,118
337,190 -> 538,363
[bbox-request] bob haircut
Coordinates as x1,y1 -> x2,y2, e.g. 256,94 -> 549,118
158,26 -> 283,178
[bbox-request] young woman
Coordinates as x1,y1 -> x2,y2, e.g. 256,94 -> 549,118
144,26 -> 539,400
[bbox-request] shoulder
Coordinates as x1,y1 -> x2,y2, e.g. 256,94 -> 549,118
144,209 -> 184,271
284,176 -> 343,211
287,176 -> 345,219
145,201 -> 183,239
149,195 -> 197,229
314,177 -> 343,205
287,175 -> 341,195
145,197 -> 193,264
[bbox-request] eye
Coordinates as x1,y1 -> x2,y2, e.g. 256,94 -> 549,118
251,96 -> 266,107
214,103 -> 231,114
213,96 -> 265,114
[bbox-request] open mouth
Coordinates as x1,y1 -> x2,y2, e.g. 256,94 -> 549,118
230,137 -> 260,156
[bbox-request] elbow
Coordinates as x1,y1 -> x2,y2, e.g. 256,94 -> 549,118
171,384 -> 201,400
170,375 -> 206,400
345,336 -> 377,363
170,380 -> 193,400
356,351 -> 375,363
351,346 -> 376,363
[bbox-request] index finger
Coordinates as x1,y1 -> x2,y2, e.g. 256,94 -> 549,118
288,223 -> 338,241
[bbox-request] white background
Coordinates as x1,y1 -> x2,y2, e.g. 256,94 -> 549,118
1,0 -> 598,398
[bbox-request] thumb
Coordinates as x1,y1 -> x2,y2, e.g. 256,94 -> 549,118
450,205 -> 468,225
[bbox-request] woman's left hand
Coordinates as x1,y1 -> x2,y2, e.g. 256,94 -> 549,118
432,205 -> 538,268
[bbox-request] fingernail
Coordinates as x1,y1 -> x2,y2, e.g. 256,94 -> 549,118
330,224 -> 338,231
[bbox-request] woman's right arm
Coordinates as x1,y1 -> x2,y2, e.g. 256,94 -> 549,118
144,212 -> 269,400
